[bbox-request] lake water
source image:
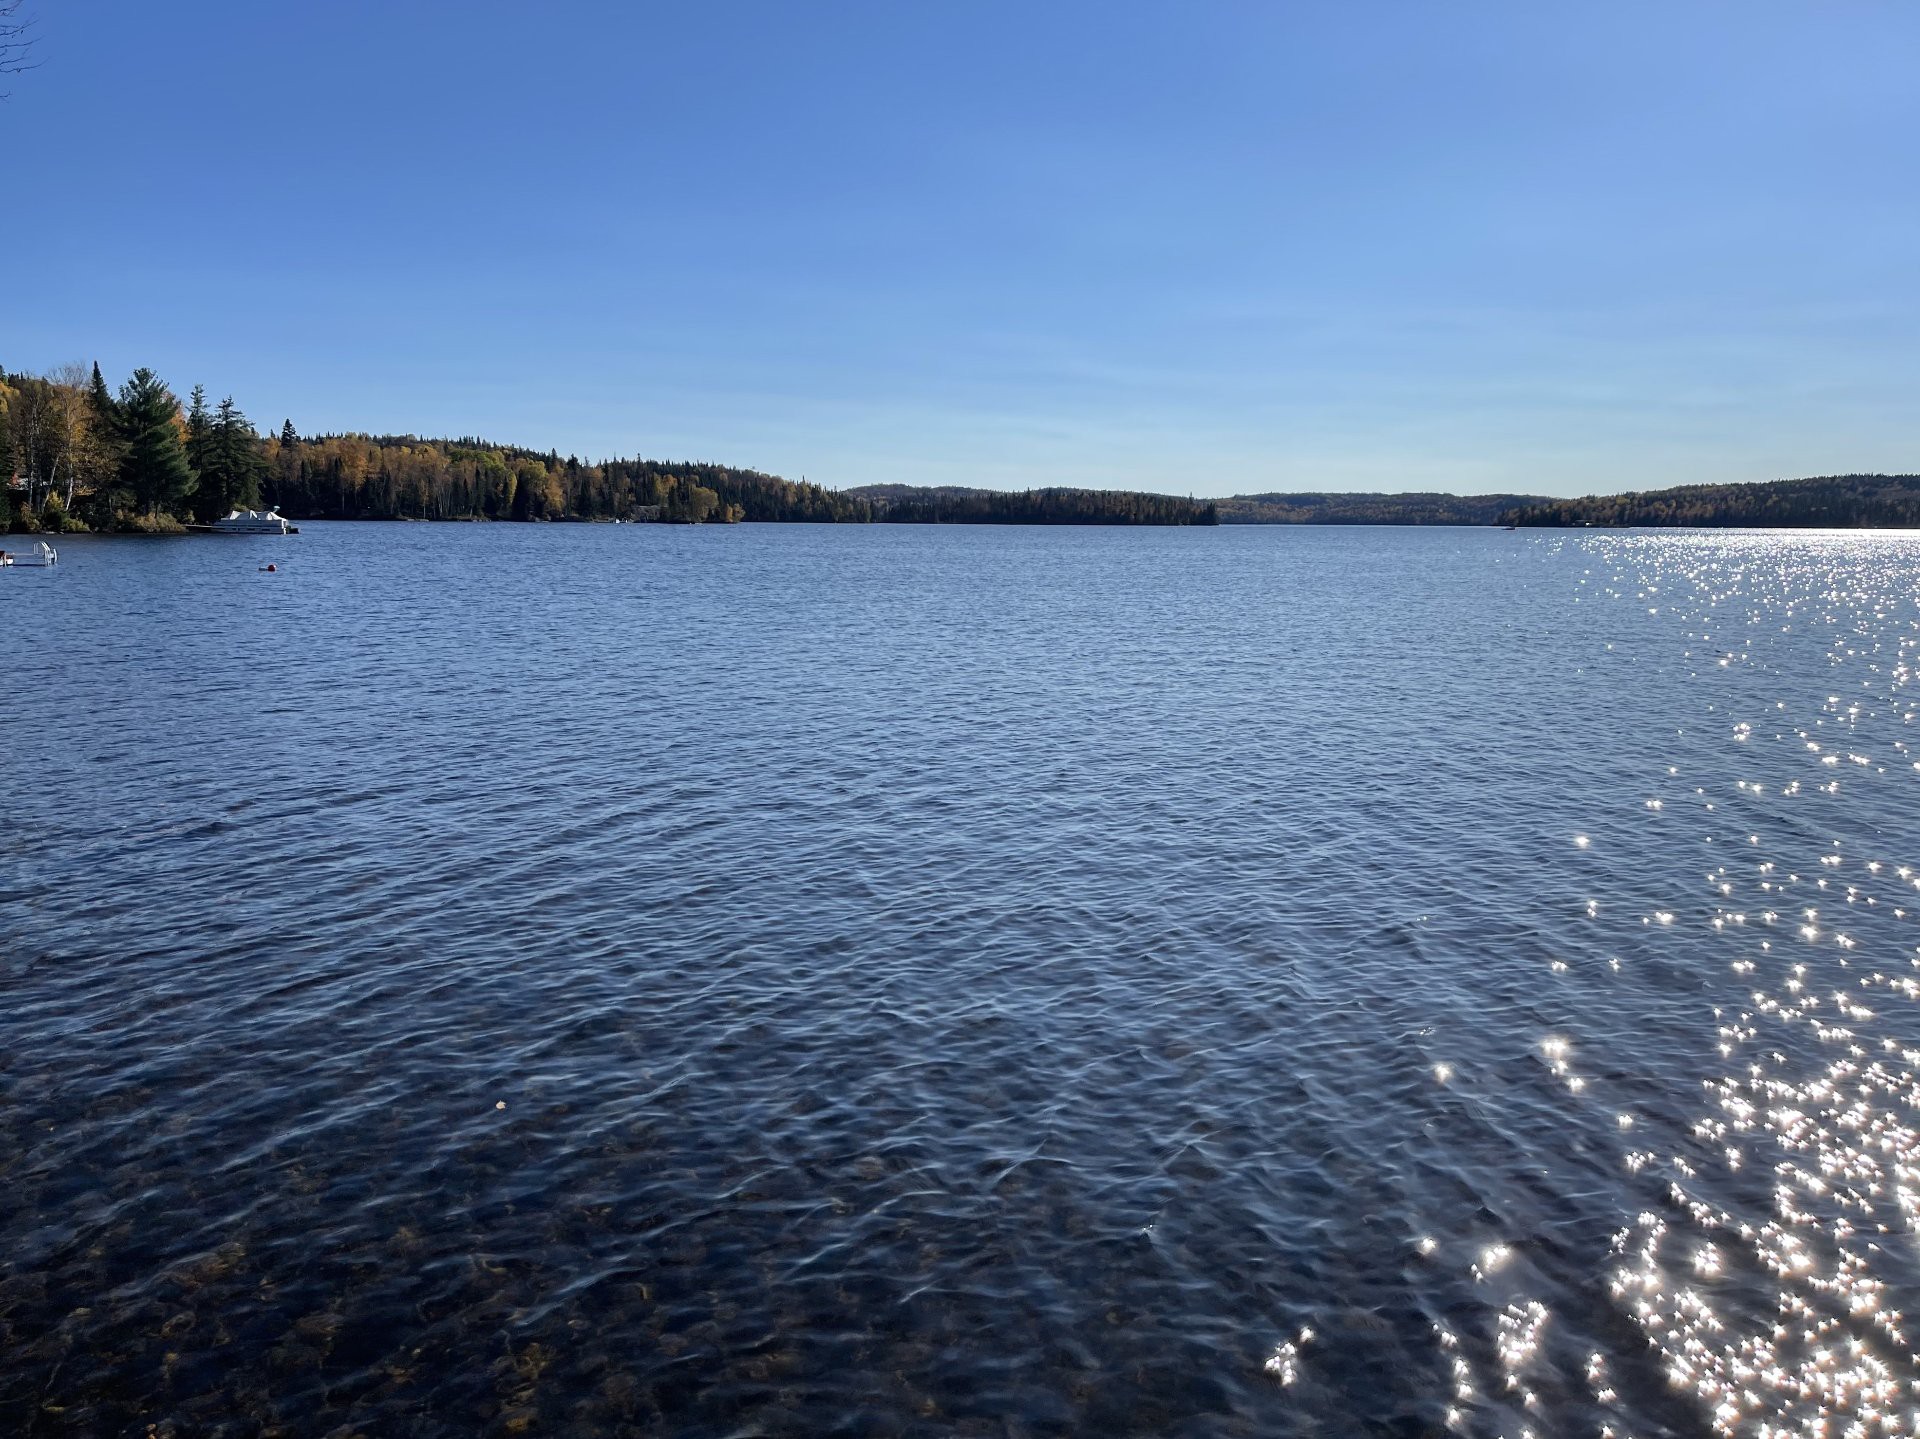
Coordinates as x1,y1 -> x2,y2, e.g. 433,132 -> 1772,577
3,522 -> 1918,1437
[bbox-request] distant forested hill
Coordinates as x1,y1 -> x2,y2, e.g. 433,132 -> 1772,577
1217,491 -> 1552,525
1503,474 -> 1920,528
842,483 -> 995,502
847,484 -> 1215,525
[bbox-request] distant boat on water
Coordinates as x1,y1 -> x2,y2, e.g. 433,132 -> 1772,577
194,508 -> 300,535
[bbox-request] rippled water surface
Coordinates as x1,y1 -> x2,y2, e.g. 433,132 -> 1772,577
4,523 -> 1920,1437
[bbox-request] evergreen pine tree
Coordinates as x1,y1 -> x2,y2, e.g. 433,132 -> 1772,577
193,396 -> 268,519
88,362 -> 118,431
116,369 -> 197,519
280,418 -> 296,447
74,361 -> 130,522
185,385 -> 212,476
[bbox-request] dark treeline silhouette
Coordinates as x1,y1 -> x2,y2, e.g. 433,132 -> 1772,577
1503,474 -> 1920,528
849,484 -> 1215,525
1218,491 -> 1551,525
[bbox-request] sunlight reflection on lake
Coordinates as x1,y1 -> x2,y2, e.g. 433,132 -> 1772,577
2,524 -> 1918,1436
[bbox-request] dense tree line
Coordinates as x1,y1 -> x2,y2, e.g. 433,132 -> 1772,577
0,362 -> 268,534
254,443 -> 1214,525
4,361 -> 1216,531
1503,474 -> 1920,528
259,434 -> 882,525
849,485 -> 1215,525
8,361 -> 1914,536
1216,491 -> 1550,525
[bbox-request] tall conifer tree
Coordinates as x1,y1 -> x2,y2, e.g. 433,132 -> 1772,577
115,368 -> 196,518
87,362 -> 117,431
193,395 -> 267,519
76,361 -> 129,518
185,385 -> 212,475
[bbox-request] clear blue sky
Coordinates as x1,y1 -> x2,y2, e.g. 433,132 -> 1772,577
6,1 -> 1917,497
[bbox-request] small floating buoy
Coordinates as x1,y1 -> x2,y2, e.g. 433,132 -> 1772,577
260,563 -> 277,572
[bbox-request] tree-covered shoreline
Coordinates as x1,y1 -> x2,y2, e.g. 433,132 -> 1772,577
1,363 -> 273,534
19,360 -> 1909,536
1,363 -> 1216,532
1217,491 -> 1552,525
1501,474 -> 1920,528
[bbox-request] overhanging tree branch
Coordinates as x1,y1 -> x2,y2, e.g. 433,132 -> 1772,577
1,0 -> 40,95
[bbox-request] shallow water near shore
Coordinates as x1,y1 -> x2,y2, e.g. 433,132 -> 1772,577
3,522 -> 1919,1437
